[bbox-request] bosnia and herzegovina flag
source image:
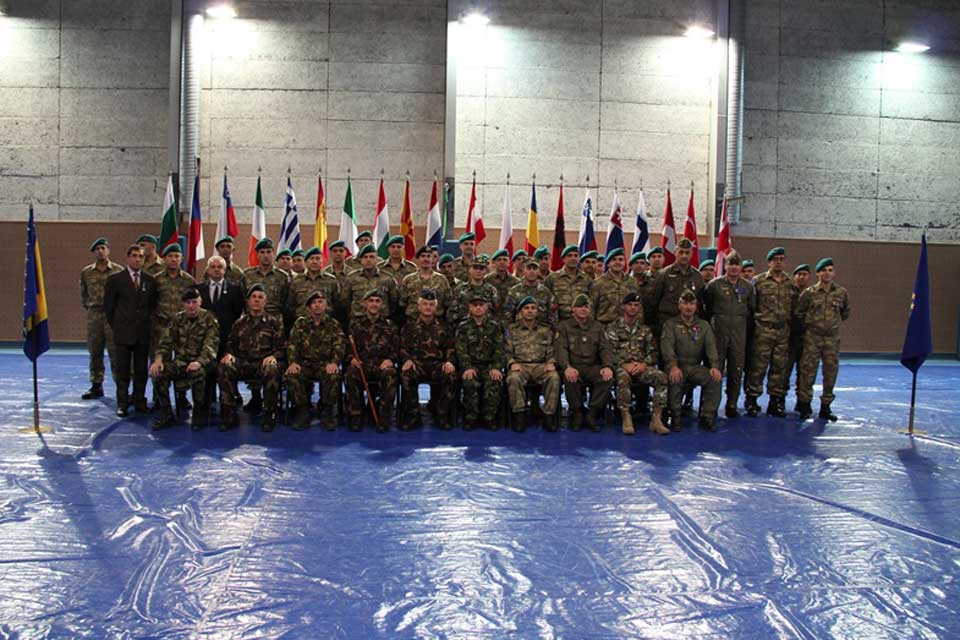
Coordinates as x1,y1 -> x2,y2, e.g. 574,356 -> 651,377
900,232 -> 932,374
23,205 -> 50,362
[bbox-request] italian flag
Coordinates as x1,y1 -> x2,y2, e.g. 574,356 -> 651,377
248,176 -> 266,267
339,176 -> 359,256
158,174 -> 179,253
373,178 -> 390,259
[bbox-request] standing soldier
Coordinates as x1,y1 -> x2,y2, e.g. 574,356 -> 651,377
152,245 -> 196,410
698,259 -> 716,283
138,234 -> 164,276
505,297 -> 561,431
661,291 -> 723,431
589,248 -> 639,326
324,240 -> 353,325
214,235 -> 246,287
506,258 -> 558,327
400,245 -> 451,321
379,235 -> 417,286
80,237 -> 122,399
745,247 -> 797,417
149,288 -> 219,430
243,238 -> 290,322
741,259 -> 756,282
641,247 -> 665,326
346,244 -> 398,322
218,284 -> 285,431
786,264 -> 811,394
556,294 -> 614,431
545,245 -> 592,322
285,291 -> 345,431
451,232 -> 477,282
651,238 -> 705,335
275,249 -> 294,276
288,246 -> 343,324
795,258 -> 850,421
399,290 -> 457,430
438,253 -> 458,289
290,249 -> 306,275
486,249 -> 521,323
703,251 -> 755,417
344,231 -> 373,272
629,251 -> 648,284
346,290 -> 399,432
604,292 -> 669,435
449,255 -> 500,326
580,251 -> 601,279
534,246 -> 551,282
456,293 -> 506,431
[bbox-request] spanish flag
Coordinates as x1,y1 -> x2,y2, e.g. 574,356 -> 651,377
23,205 -> 50,362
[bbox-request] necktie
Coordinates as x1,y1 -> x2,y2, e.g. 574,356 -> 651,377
213,282 -> 221,303
133,272 -> 139,290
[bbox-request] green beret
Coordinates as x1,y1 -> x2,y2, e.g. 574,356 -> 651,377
676,237 -> 694,249
438,253 -> 455,266
766,246 -> 785,260
305,290 -> 327,306
292,249 -> 305,258
793,263 -> 811,275
429,244 -> 440,252
214,235 -> 234,248
815,257 -> 833,272
415,245 -> 431,257
246,283 -> 266,298
512,249 -> 528,261
491,249 -> 509,261
136,234 -> 157,245
89,237 -> 108,251
356,231 -> 373,241
742,259 -> 754,268
387,235 -> 404,246
604,248 -> 624,265
580,250 -> 599,262
647,247 -> 663,257
679,290 -> 697,303
255,237 -> 274,251
561,245 -> 579,259
699,259 -> 715,269
329,240 -> 346,250
629,251 -> 646,265
358,244 -> 377,257
533,246 -> 549,259
572,293 -> 592,307
516,295 -> 538,312
458,232 -> 476,243
362,289 -> 383,300
181,287 -> 201,301
161,244 -> 182,257
304,246 -> 322,259
276,248 -> 292,259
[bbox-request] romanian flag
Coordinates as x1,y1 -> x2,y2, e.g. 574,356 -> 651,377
23,206 -> 50,362
524,181 -> 539,255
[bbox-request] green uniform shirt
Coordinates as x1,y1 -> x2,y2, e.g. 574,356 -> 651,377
80,261 -> 123,309
556,317 -> 613,369
652,263 -> 705,326
505,319 -> 556,366
753,270 -> 796,326
158,308 -> 219,368
660,316 -> 719,369
346,268 -> 399,319
545,268 -> 592,320
796,281 -> 850,335
154,270 -> 196,322
589,271 -> 639,324
456,316 -> 506,371
399,272 -> 451,320
243,265 -> 291,318
604,318 -> 658,368
287,314 -> 346,366
287,271 -> 341,323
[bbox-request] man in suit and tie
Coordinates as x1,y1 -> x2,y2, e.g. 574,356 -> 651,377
104,244 -> 158,417
199,256 -> 246,408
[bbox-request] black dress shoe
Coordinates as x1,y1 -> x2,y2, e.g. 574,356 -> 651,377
82,384 -> 104,400
151,413 -> 176,431
116,405 -> 130,418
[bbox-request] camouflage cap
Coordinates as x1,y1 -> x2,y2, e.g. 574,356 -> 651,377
246,283 -> 266,298
161,244 -> 182,257
473,254 -> 490,266
89,237 -> 109,251
214,235 -> 234,248
766,246 -> 785,260
815,257 -> 833,272
573,293 -> 592,307
358,244 -> 377,257
793,263 -> 811,275
255,237 -> 274,251
523,258 -> 539,269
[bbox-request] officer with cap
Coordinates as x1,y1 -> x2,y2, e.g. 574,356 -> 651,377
699,259 -> 716,283
275,248 -> 294,275
786,263 -> 811,393
449,254 -> 501,326
505,257 -> 558,328
346,244 -> 398,322
533,246 -> 551,282
589,247 -> 639,325
580,250 -> 601,279
556,294 -> 614,431
505,295 -> 561,431
545,245 -> 591,321
290,249 -> 306,275
629,251 -> 649,284
243,237 -> 290,323
438,253 -> 458,288
399,290 -> 457,429
346,289 -> 399,431
485,249 -> 521,323
456,291 -> 506,430
345,231 -> 374,272
152,244 -> 196,411
651,237 -> 705,335
214,235 -> 246,287
451,232 -> 477,282
138,234 -> 163,276
380,234 -> 417,286
285,290 -> 345,430
400,245 -> 451,321
80,237 -> 123,399
741,259 -> 756,281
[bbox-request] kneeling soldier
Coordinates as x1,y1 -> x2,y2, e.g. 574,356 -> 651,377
399,290 -> 457,430
150,287 -> 219,430
285,290 -> 346,430
661,291 -> 723,431
218,284 -> 285,431
346,290 -> 399,431
604,292 -> 669,436
557,294 -> 614,431
505,297 -> 561,431
456,293 -> 505,431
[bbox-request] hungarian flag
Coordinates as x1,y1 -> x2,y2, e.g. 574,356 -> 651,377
577,188 -> 597,254
186,170 -> 205,273
248,175 -> 266,267
684,188 -> 700,268
158,174 -> 179,254
660,187 -> 677,266
524,181 -> 539,255
716,195 -> 732,277
314,174 -> 328,266
631,189 -> 651,255
374,178 -> 391,258
339,176 -> 359,256
550,183 -> 566,271
465,175 -> 486,246
498,182 -> 514,270
605,188 -> 624,264
216,172 -> 238,241
425,179 -> 442,248
400,177 -> 416,259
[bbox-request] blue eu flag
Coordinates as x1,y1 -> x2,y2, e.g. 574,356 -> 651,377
900,233 -> 932,374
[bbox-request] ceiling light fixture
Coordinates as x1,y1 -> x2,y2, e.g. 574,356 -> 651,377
895,41 -> 930,53
206,3 -> 237,19
461,11 -> 490,27
684,25 -> 715,39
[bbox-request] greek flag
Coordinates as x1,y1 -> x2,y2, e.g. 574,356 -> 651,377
279,176 -> 302,251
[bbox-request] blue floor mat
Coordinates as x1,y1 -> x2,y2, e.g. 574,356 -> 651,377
1,352 -> 958,638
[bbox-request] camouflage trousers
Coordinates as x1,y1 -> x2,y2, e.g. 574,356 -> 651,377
746,321 -> 790,399
786,328 -> 805,393
286,363 -> 341,409
461,367 -> 503,422
506,364 -> 560,414
218,360 -> 281,410
714,319 -> 748,407
669,365 -> 721,417
345,363 -> 398,421
150,318 -> 170,359
86,308 -> 116,384
615,365 -> 667,411
796,331 -> 840,405
153,362 -> 210,414
563,365 -> 613,413
400,361 -> 456,423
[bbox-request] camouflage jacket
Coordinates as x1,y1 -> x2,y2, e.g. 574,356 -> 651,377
225,261 -> 246,288
154,270 -> 196,323
243,266 -> 290,317
661,316 -> 719,369
80,261 -> 123,309
652,264 -> 705,325
158,308 -> 219,368
287,314 -> 346,366
545,268 -> 592,320
399,272 -> 451,319
604,318 -> 657,368
590,271 -> 639,324
225,312 -> 286,363
287,271 -> 341,323
378,258 -> 418,286
796,281 -> 850,335
556,317 -> 614,369
349,315 -> 399,363
346,268 -> 399,319
144,257 -> 164,277
456,317 -> 506,370
484,272 -> 521,320
451,256 -> 475,283
753,270 -> 797,326
505,281 -> 558,328
638,268 -> 661,322
448,280 -> 501,326
505,319 -> 556,366
400,317 -> 455,364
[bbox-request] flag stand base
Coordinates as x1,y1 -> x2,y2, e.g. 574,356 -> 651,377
898,429 -> 926,436
19,425 -> 55,434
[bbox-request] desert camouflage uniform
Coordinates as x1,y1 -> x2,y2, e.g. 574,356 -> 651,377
796,281 -> 850,406
505,320 -> 560,414
604,318 -> 667,411
545,268 -> 592,321
746,270 -> 797,400
80,260 -> 123,384
590,271 -> 640,325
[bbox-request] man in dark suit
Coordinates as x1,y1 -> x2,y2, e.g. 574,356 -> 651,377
199,256 -> 245,407
104,244 -> 158,417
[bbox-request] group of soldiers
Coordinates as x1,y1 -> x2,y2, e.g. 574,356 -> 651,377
81,228 -> 849,433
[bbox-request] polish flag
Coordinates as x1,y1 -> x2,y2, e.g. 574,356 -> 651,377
465,175 -> 486,246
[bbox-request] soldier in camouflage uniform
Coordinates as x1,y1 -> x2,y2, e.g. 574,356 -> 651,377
150,288 -> 219,430
534,246 -> 551,283
456,293 -> 505,430
556,294 -> 615,431
346,244 -> 398,322
243,237 -> 290,322
604,292 -> 669,435
285,290 -> 345,431
505,297 -> 561,431
138,234 -> 164,277
438,253 -> 459,289
400,245 -> 451,321
399,290 -> 457,430
451,232 -> 477,282
580,251 -> 601,280
786,263 -> 811,396
741,259 -> 756,281
344,231 -> 373,272
80,237 -> 123,399
287,246 -> 342,325
449,255 -> 500,326
745,247 -> 798,418
651,238 -> 705,334
661,291 -> 723,431
151,245 -> 196,406
485,249 -> 521,323
379,235 -> 417,287
703,251 -> 755,418
640,247 -> 665,326
545,245 -> 592,322
291,249 -> 306,275
218,284 -> 285,431
346,290 -> 399,432
629,251 -> 648,284
276,249 -> 294,276
795,258 -> 850,422
590,248 -> 639,325
506,259 -> 558,328
699,259 -> 716,283
323,240 -> 353,325
215,235 -> 247,288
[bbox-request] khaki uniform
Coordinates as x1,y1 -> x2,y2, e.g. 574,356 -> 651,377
638,268 -> 661,328
243,266 -> 290,320
505,320 -> 560,415
545,268 -> 592,321
651,263 -> 705,332
556,317 -> 614,413
399,272 -> 451,320
660,316 -> 721,417
604,318 -> 667,411
484,272 -> 521,322
746,270 -> 797,400
285,314 -> 346,410
456,317 -> 506,423
153,309 -> 219,416
143,257 -> 164,277
796,281 -> 850,405
703,276 -> 755,407
505,281 -> 558,328
451,256 -> 475,283
152,270 -> 196,354
379,258 -> 417,287
323,263 -> 353,324
346,268 -> 399,321
287,271 -> 341,325
225,262 -> 246,288
590,271 -> 640,325
80,260 -> 123,384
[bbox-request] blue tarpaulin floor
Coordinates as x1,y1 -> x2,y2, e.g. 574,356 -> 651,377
1,350 -> 959,638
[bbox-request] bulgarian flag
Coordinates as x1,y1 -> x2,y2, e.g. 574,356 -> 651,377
158,174 -> 179,254
248,175 -> 266,267
374,177 -> 390,258
314,173 -> 328,266
339,175 -> 359,256
400,177 -> 416,259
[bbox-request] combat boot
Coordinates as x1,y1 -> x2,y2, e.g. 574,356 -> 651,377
795,400 -> 813,420
292,406 -> 311,431
745,396 -> 760,417
725,404 -> 740,419
585,408 -> 602,432
261,410 -> 276,432
151,410 -> 175,431
570,411 -> 584,432
699,415 -> 717,432
621,410 -> 635,435
819,403 -> 838,422
81,383 -> 104,400
542,413 -> 557,432
320,406 -> 337,431
670,411 -> 684,431
190,404 -> 208,431
219,405 -> 238,431
767,397 -> 786,418
649,407 -> 670,435
243,390 -> 262,414
511,409 -> 527,432
176,390 -> 191,414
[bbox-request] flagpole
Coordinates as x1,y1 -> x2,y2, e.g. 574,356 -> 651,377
32,333 -> 40,433
908,370 -> 917,435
